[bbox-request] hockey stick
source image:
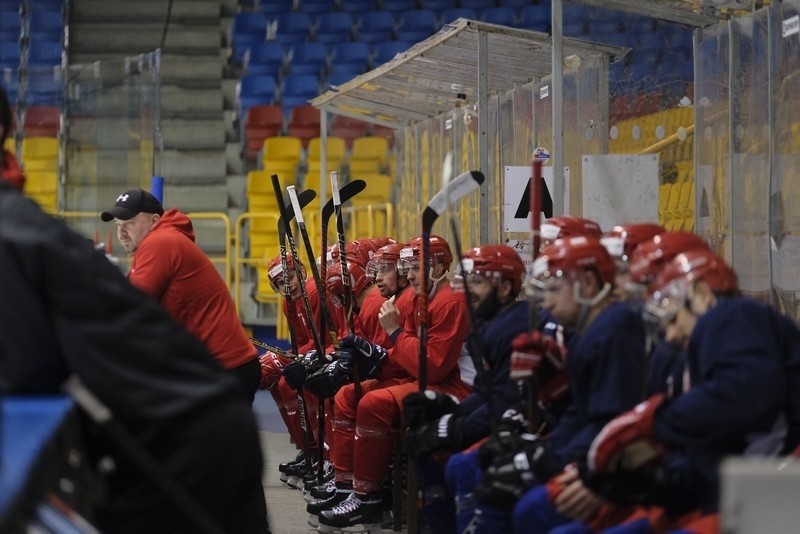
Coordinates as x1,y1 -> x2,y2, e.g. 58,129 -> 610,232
524,158 -> 544,432
330,170 -> 362,399
248,337 -> 298,359
64,376 -> 226,534
449,219 -> 497,431
418,170 -> 486,391
287,185 -> 339,350
273,180 -> 318,477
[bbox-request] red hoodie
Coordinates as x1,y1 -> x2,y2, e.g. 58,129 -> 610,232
128,208 -> 257,370
0,150 -> 25,191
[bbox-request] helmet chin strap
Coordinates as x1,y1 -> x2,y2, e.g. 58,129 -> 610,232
428,267 -> 447,299
573,281 -> 612,331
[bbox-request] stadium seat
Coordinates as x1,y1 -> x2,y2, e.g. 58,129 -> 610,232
440,7 -> 477,24
518,4 -> 550,32
396,10 -> 438,43
0,42 -> 20,70
504,0 -> 533,7
480,7 -> 516,26
357,11 -> 397,44
314,12 -> 355,44
340,0 -> 376,13
22,105 -> 59,137
419,0 -> 457,13
286,42 -> 329,76
330,41 -> 371,75
298,0 -> 336,14
459,0 -> 495,10
349,136 -> 389,175
258,0 -> 293,16
230,12 -> 268,65
237,74 -> 279,122
381,0 -> 416,14
280,73 -> 320,119
287,104 -> 321,148
244,104 -> 284,160
372,41 -> 412,68
243,41 -> 285,77
306,136 -> 347,183
323,71 -> 360,90
24,169 -> 57,212
330,115 -> 370,147
262,136 -> 303,176
28,10 -> 64,41
271,12 -> 312,44
372,124 -> 396,149
27,40 -> 62,67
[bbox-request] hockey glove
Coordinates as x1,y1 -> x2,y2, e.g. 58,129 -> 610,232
282,350 -> 325,390
474,433 -> 546,509
405,413 -> 465,461
304,361 -> 350,399
476,406 -> 530,470
337,333 -> 388,378
509,331 -> 570,406
258,351 -> 289,390
587,393 -> 666,474
402,389 -> 461,429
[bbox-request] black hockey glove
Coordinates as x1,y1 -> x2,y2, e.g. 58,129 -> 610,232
476,406 -> 530,470
282,350 -> 327,390
402,390 -> 461,429
337,333 -> 388,378
475,434 -> 559,509
304,361 -> 350,399
406,413 -> 465,461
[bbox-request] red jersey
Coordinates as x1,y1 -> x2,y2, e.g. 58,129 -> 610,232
0,150 -> 24,191
128,208 -> 257,370
281,278 -> 323,354
354,287 -> 391,348
390,283 -> 469,387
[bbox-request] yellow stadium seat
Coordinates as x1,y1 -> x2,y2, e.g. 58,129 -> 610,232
4,137 -> 15,155
25,170 -> 58,194
262,136 -> 303,172
658,183 -> 672,229
349,136 -> 389,176
22,137 -> 58,160
356,173 -> 393,202
349,159 -> 381,175
308,137 -> 346,170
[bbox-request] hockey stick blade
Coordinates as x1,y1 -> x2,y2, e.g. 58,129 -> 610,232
422,171 -> 485,232
321,179 -> 366,225
278,187 -> 316,242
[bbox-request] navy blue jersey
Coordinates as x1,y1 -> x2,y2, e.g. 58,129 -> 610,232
547,301 -> 647,467
653,297 -> 798,510
647,338 -> 684,396
460,300 -> 530,446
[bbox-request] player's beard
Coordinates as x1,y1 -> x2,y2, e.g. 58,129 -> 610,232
474,288 -> 503,321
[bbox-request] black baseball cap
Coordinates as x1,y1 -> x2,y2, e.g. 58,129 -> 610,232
101,188 -> 164,222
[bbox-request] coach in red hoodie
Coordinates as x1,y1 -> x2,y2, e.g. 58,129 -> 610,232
102,188 -> 260,402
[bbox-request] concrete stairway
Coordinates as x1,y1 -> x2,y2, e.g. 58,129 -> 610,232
68,0 -> 229,213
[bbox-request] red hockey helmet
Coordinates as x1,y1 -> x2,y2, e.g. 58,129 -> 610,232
367,242 -> 407,280
407,235 -> 453,264
628,232 -> 710,287
267,252 -> 306,293
645,249 -> 738,327
326,259 -> 371,297
601,223 -> 666,263
454,244 -> 527,294
533,236 -> 616,288
367,236 -> 396,252
540,216 -> 602,249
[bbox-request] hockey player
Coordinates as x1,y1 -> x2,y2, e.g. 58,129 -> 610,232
260,252 -> 324,488
584,248 -> 800,532
305,235 -> 471,532
400,244 -> 529,531
600,223 -> 665,303
473,236 -> 647,532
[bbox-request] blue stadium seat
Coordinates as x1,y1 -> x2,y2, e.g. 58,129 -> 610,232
28,10 -> 64,41
287,42 -> 329,76
324,71 -> 359,90
258,0 -> 294,16
480,6 -> 516,26
396,10 -> 438,43
299,0 -> 336,14
0,42 -> 20,70
314,12 -> 355,44
372,40 -> 411,67
237,74 -> 279,121
243,41 -> 285,76
381,0 -> 416,14
27,41 -> 62,67
503,0 -> 531,7
340,0 -> 377,13
518,4 -> 549,32
0,8 -> 21,41
590,20 -> 620,35
563,20 -> 585,36
272,12 -> 312,43
357,11 -> 397,44
231,12 -> 268,64
281,73 -> 320,105
331,41 -> 371,74
440,7 -> 477,23
459,0 -> 495,10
